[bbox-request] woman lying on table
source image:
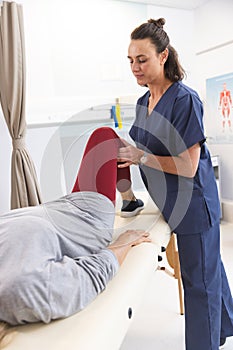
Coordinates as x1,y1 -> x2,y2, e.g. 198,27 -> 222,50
0,127 -> 149,345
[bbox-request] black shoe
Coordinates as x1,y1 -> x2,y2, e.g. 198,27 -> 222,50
219,337 -> 226,348
120,199 -> 144,218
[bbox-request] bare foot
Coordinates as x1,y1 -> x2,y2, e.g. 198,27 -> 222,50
108,230 -> 151,265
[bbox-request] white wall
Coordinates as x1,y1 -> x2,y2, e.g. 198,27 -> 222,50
194,0 -> 233,201
19,0 -> 195,124
194,0 -> 233,96
22,0 -> 148,123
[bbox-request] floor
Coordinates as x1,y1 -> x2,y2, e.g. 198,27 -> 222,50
120,221 -> 233,350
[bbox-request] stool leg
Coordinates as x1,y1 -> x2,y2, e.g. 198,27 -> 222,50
174,249 -> 184,315
163,234 -> 184,315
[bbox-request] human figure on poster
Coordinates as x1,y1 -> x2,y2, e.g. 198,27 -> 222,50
219,82 -> 233,131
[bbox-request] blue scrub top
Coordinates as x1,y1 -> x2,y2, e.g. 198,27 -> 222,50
130,81 -> 221,234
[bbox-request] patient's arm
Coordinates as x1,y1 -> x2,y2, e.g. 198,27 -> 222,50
108,230 -> 151,265
0,322 -> 13,348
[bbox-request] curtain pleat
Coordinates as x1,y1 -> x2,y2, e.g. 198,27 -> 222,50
0,1 -> 42,209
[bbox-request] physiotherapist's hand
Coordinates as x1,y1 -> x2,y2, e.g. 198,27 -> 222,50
117,139 -> 144,168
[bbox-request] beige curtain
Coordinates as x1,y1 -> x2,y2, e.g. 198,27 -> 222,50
0,1 -> 42,209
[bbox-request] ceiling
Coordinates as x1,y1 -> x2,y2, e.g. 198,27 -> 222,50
116,0 -> 212,10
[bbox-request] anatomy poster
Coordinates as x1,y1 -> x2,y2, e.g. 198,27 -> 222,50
206,72 -> 233,143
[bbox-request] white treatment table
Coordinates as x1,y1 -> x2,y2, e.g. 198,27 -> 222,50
3,192 -> 171,350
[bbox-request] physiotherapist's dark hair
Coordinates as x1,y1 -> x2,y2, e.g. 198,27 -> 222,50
130,18 -> 186,82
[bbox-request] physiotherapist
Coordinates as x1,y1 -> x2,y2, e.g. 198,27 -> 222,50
118,18 -> 233,350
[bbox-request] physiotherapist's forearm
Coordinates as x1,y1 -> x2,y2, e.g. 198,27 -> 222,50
118,141 -> 201,178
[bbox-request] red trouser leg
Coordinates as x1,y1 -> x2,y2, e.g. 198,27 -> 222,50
71,127 -> 132,204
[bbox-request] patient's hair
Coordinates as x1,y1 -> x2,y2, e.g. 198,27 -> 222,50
0,322 -> 13,349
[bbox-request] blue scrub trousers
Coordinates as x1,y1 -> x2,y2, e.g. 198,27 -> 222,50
176,223 -> 233,350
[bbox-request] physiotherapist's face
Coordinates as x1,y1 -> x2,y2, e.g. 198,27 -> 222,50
127,38 -> 164,86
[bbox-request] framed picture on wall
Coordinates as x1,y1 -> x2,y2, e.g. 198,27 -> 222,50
205,72 -> 233,144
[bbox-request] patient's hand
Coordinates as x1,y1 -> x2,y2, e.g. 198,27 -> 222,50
108,230 -> 151,265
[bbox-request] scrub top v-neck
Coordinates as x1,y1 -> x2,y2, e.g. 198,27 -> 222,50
129,81 -> 221,234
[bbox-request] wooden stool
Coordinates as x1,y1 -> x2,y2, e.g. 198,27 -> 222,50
158,233 -> 184,315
